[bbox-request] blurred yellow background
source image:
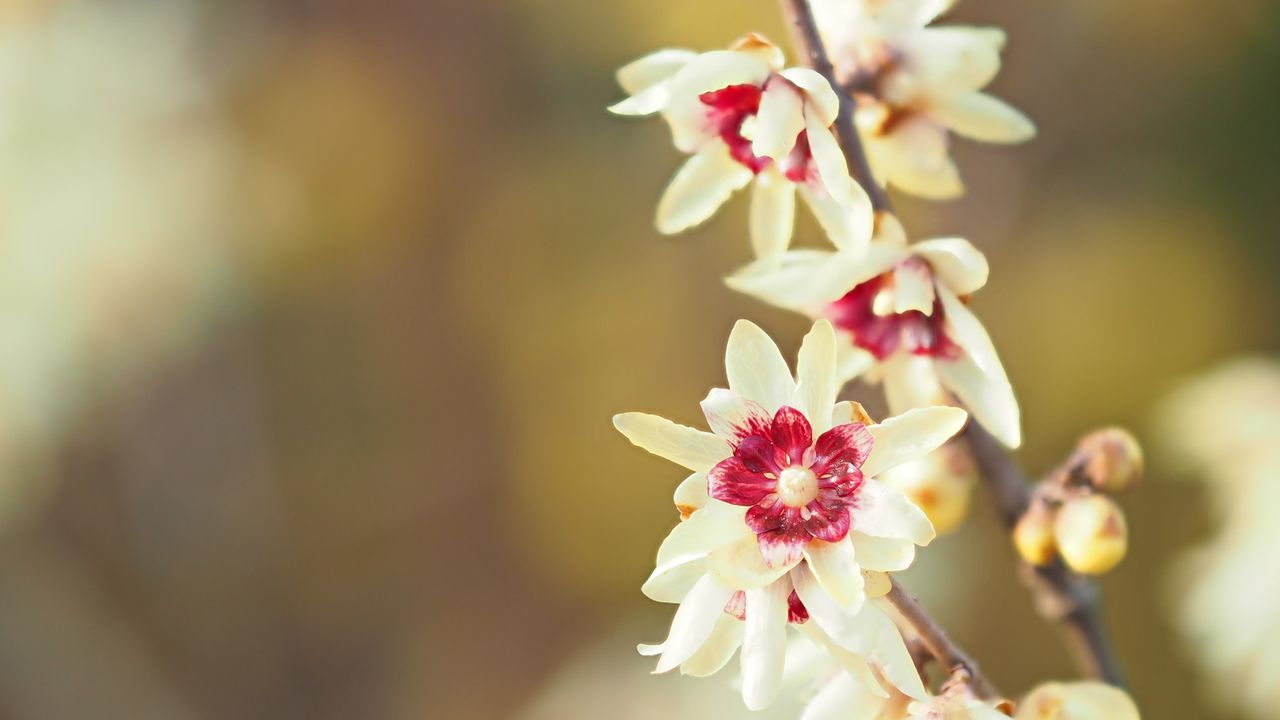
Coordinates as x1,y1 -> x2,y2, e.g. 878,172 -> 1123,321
0,0 -> 1275,717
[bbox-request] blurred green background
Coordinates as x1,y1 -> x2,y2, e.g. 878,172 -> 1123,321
0,0 -> 1275,717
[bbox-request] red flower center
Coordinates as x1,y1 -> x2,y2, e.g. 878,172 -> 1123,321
708,406 -> 874,567
699,83 -> 815,182
825,271 -> 961,361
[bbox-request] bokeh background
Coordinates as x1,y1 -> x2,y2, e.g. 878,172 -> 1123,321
0,0 -> 1276,718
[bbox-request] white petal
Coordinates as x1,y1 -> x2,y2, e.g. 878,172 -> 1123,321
793,319 -> 839,434
832,399 -> 875,427
725,319 -> 795,413
848,480 -> 935,546
701,387 -> 772,442
664,50 -> 773,151
797,183 -> 874,255
608,83 -> 672,116
655,501 -> 750,568
749,167 -> 797,260
937,351 -> 1021,448
642,556 -> 709,603
835,342 -> 877,386
932,92 -> 1035,144
637,642 -> 664,656
616,48 -> 697,94
791,564 -> 878,652
752,79 -> 805,160
864,117 -> 963,199
849,532 -> 916,572
911,237 -> 989,295
936,285 -> 1004,376
726,248 -> 884,315
779,67 -> 840,125
656,143 -> 754,234
865,602 -> 928,699
655,573 -> 737,672
881,353 -> 948,416
801,671 -> 886,720
682,613 -> 744,676
740,580 -> 790,709
613,412 -> 731,471
673,472 -> 710,515
804,537 -> 865,611
910,27 -> 1004,93
863,406 -> 969,477
709,534 -> 796,589
804,116 -> 860,209
795,621 -> 891,701
891,259 -> 936,315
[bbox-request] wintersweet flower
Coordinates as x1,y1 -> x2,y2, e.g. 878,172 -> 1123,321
1015,681 -> 1139,720
609,34 -> 874,259
804,665 -> 1011,720
725,215 -> 1020,447
810,0 -> 1035,199
613,319 -> 967,708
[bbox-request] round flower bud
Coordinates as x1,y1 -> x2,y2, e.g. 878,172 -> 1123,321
1053,495 -> 1128,575
1015,681 -> 1139,720
1013,501 -> 1058,566
879,442 -> 977,535
1078,427 -> 1143,493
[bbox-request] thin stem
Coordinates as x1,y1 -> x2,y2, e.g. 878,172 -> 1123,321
965,423 -> 1128,686
776,0 -> 891,212
776,0 -> 1128,690
886,577 -> 1000,700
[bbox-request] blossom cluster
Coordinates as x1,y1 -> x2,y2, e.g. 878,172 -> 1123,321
608,0 -> 1140,716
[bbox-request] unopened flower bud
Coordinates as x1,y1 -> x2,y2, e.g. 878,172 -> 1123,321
1015,681 -> 1140,720
1054,495 -> 1128,575
1077,427 -> 1143,493
1013,501 -> 1058,566
879,443 -> 977,535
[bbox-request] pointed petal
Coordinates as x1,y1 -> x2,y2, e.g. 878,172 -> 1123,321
655,501 -> 750,567
797,184 -> 874,255
849,532 -> 916,571
741,580 -> 790,709
848,480 -> 935,546
804,119 -> 860,209
932,91 -> 1036,143
790,563 -> 878,652
710,533 -> 797,588
865,602 -> 928,699
938,351 -> 1021,448
752,79 -> 805,160
674,471 -> 710,516
749,168 -> 797,259
800,666 -> 886,720
654,573 -> 737,672
912,237 -> 989,295
664,50 -> 772,151
613,412 -> 731,471
682,613 -> 744,676
862,406 -> 968,477
642,556 -> 709,603
726,249 -> 869,315
779,67 -> 840,125
616,48 -> 697,94
656,143 -> 754,234
701,387 -> 773,442
792,319 -> 839,435
936,285 -> 1003,378
725,319 -> 795,414
804,537 -> 866,610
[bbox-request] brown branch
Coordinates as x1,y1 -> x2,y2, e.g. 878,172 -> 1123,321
886,577 -> 1000,700
964,423 -> 1128,686
776,0 -> 891,213
777,0 -> 1127,690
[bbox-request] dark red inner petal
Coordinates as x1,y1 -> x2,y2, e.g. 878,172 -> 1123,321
812,423 -> 874,476
803,499 -> 852,543
698,83 -> 814,176
825,272 -> 962,361
708,456 -> 777,507
769,406 -> 813,465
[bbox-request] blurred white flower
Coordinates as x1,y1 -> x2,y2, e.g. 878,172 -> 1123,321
811,0 -> 1034,199
727,216 -> 1020,447
1158,358 -> 1280,719
802,662 -> 1008,720
1014,681 -> 1139,720
610,34 -> 874,259
614,319 -> 968,708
